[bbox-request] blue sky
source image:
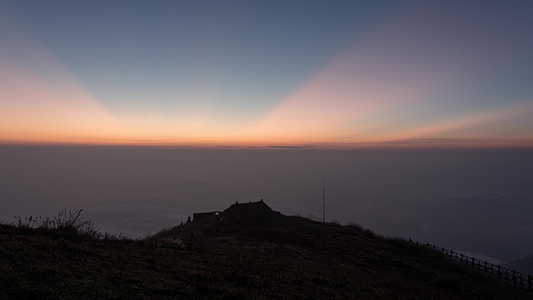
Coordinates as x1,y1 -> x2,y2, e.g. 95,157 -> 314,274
1,0 -> 533,146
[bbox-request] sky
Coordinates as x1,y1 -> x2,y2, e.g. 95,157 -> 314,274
1,1 -> 533,263
1,0 -> 532,147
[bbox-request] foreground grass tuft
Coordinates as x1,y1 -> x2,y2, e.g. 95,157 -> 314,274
9,208 -> 100,239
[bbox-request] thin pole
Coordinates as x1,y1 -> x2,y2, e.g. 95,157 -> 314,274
323,180 -> 325,223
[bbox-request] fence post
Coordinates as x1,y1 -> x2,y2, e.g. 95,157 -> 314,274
410,243 -> 533,290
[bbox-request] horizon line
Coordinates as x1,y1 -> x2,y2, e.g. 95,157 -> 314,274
1,138 -> 533,150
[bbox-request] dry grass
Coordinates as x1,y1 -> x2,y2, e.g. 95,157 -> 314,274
0,205 -> 530,299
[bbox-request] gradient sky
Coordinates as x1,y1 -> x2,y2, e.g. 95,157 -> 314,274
2,1 -> 533,262
1,0 -> 533,147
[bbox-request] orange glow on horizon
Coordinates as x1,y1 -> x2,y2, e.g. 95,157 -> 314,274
350,103 -> 533,143
1,7 -> 531,150
253,6 -> 514,146
0,59 -> 123,141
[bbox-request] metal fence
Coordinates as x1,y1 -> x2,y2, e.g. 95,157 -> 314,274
418,242 -> 532,291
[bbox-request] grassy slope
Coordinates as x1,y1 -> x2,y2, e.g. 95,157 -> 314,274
0,203 -> 530,299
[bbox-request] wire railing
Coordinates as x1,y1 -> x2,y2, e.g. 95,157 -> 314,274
416,242 -> 532,291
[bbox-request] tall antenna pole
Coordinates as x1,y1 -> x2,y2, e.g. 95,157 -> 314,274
322,180 -> 325,223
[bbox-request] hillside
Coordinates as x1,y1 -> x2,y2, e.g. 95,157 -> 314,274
508,256 -> 533,275
0,202 -> 530,299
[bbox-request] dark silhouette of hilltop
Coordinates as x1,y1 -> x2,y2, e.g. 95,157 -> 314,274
149,201 -> 531,299
191,200 -> 284,230
1,202 -> 531,299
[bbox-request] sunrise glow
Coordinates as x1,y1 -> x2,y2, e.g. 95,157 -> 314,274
1,2 -> 532,148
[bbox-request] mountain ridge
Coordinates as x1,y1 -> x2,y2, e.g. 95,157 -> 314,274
0,201 -> 530,299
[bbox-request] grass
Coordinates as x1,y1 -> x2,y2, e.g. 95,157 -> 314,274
0,203 -> 531,299
10,209 -> 100,239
